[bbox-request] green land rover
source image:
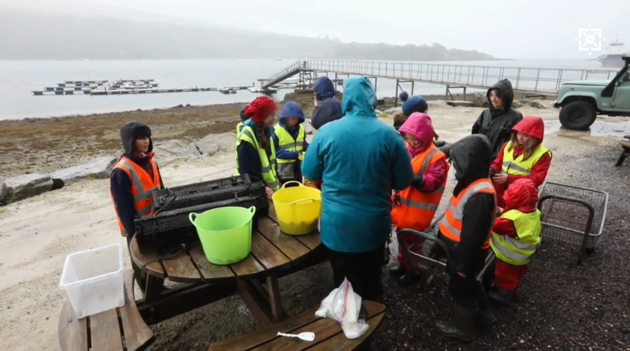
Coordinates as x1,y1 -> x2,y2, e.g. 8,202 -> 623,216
554,56 -> 630,130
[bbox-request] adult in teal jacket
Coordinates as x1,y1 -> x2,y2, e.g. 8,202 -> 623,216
301,76 -> 413,300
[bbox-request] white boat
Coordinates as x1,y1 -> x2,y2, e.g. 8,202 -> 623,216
597,38 -> 629,68
121,81 -> 152,90
218,88 -> 237,94
248,86 -> 277,94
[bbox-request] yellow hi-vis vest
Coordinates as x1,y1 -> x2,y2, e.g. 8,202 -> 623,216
502,141 -> 551,176
274,124 -> 305,179
490,209 -> 542,266
236,125 -> 280,191
236,122 -> 244,136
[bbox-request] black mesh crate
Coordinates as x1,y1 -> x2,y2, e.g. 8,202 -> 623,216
134,194 -> 269,248
152,175 -> 266,211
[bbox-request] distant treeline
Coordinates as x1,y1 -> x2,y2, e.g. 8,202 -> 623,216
0,10 -> 495,61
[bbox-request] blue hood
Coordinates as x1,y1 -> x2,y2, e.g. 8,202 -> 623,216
341,76 -> 377,118
279,101 -> 305,126
314,77 -> 336,101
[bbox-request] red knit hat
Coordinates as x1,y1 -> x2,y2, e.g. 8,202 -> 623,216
245,97 -> 278,124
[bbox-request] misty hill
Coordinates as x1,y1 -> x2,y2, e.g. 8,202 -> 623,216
0,10 -> 495,61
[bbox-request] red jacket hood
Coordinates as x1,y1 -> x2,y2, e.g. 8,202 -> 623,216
512,116 -> 545,140
504,178 -> 539,212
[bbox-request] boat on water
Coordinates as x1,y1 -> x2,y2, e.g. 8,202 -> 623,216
218,88 -> 237,94
273,58 -> 282,61
248,86 -> 278,94
120,81 -> 156,90
597,39 -> 629,68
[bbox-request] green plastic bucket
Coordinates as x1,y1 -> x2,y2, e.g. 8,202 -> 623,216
189,206 -> 256,265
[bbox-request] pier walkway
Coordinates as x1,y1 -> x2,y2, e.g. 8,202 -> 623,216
259,59 -> 618,99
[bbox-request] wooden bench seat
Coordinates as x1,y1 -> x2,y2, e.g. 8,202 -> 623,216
58,270 -> 154,351
209,300 -> 386,351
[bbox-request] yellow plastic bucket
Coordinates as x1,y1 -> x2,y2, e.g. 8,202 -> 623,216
272,181 -> 321,235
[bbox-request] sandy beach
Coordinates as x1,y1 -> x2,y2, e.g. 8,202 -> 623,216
1,98 -> 630,350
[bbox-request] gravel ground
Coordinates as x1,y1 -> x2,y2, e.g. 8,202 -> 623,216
145,135 -> 630,350
372,144 -> 630,351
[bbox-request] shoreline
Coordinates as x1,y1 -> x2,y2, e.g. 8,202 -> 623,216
1,89 -> 551,122
0,92 -> 556,178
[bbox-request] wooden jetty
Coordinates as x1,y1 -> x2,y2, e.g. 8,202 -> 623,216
258,60 -> 619,102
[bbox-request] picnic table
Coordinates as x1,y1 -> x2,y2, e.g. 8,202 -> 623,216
130,200 -> 327,326
58,270 -> 154,351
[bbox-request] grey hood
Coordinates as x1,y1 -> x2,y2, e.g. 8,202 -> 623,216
120,121 -> 152,155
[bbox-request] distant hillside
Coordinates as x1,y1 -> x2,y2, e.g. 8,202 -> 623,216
0,10 -> 496,61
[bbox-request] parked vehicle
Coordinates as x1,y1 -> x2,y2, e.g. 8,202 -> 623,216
554,56 -> 630,130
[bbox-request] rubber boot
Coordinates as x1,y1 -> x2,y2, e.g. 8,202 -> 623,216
476,285 -> 497,325
434,303 -> 478,342
398,272 -> 422,286
389,264 -> 407,277
489,288 -> 513,305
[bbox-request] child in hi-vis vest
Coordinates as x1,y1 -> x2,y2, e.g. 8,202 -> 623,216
490,116 -> 551,208
390,112 -> 449,285
489,178 -> 542,305
271,102 -> 309,186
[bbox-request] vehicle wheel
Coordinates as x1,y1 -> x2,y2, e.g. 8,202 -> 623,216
559,101 -> 597,131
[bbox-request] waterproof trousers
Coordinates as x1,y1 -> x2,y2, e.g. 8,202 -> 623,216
450,272 -> 482,309
327,244 -> 384,301
494,259 -> 529,291
396,229 -> 424,271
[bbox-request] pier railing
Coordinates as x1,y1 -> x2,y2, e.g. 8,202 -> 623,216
305,60 -> 618,93
260,60 -> 304,88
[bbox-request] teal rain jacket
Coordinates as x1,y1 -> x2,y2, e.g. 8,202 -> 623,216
301,76 -> 413,253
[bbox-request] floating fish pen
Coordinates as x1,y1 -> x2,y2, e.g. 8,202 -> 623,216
31,79 -> 260,96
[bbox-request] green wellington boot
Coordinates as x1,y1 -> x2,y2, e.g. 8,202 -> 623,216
434,303 -> 478,342
476,285 -> 497,325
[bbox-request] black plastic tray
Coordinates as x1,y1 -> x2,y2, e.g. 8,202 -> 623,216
135,194 -> 269,248
152,175 -> 266,211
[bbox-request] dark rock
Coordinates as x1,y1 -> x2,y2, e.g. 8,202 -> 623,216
49,157 -> 117,184
531,101 -> 547,109
446,100 -> 475,107
52,178 -> 65,190
1,174 -> 55,205
471,93 -> 488,108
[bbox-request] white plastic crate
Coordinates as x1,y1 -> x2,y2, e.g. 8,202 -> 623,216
59,243 -> 125,319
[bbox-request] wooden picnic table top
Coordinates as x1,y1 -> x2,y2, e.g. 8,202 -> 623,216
130,201 -> 322,284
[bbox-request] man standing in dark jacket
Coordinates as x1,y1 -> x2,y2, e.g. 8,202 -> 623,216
440,79 -> 522,160
435,134 -> 497,342
111,121 -> 164,290
311,77 -> 343,130
471,79 -> 523,159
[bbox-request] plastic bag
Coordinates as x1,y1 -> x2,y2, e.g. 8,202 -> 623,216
315,278 -> 369,339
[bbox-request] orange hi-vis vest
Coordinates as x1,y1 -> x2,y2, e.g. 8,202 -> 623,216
110,156 -> 161,235
439,178 -> 496,249
392,145 -> 449,231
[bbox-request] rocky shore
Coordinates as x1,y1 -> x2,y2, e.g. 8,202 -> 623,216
0,91 -> 553,206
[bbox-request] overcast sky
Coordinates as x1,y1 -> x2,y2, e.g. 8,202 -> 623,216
6,0 -> 628,59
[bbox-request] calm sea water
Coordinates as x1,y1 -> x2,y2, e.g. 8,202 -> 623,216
0,59 -> 608,120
